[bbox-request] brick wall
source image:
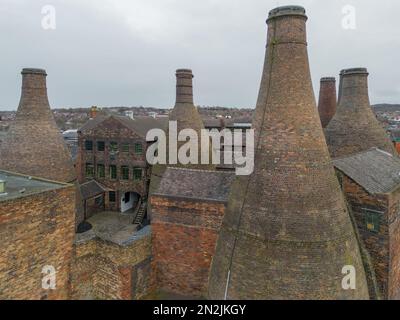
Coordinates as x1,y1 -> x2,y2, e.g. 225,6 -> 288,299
387,188 -> 400,299
0,186 -> 76,300
71,228 -> 154,300
151,196 -> 226,298
341,175 -> 390,299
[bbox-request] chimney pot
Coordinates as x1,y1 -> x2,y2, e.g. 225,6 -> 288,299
21,68 -> 47,76
341,67 -> 369,76
318,77 -> 337,128
267,5 -> 307,22
320,77 -> 336,82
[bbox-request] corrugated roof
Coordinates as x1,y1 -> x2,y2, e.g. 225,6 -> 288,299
154,167 -> 235,202
333,148 -> 400,194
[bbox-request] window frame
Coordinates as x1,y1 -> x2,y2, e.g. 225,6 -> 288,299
110,141 -> 119,153
97,141 -> 105,152
363,208 -> 383,233
122,143 -> 130,153
133,168 -> 143,180
109,191 -> 116,203
121,166 -> 130,180
97,164 -> 105,178
85,140 -> 93,151
109,165 -> 117,180
134,143 -> 143,155
85,163 -> 94,178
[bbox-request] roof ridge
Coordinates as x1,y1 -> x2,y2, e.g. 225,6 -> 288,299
332,147 -> 390,161
166,167 -> 234,175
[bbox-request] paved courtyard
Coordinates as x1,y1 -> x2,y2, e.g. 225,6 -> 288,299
77,211 -> 141,246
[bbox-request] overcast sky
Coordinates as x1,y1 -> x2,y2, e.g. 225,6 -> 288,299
1,0 -> 399,110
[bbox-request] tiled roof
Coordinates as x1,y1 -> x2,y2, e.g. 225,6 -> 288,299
333,148 -> 400,194
80,180 -> 108,200
154,167 -> 235,202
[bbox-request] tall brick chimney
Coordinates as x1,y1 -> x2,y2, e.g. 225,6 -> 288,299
167,68 -> 214,169
325,68 -> 395,158
0,68 -> 84,228
148,69 -> 214,219
175,69 -> 194,104
17,69 -> 53,121
318,77 -> 337,128
208,6 -> 369,300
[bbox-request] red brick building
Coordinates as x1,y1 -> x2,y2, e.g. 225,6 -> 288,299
151,168 -> 234,298
77,115 -> 166,217
334,148 -> 400,299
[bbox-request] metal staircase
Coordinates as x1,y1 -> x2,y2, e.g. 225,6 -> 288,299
133,201 -> 146,225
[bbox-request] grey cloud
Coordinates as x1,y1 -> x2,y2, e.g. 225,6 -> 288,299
0,0 -> 399,110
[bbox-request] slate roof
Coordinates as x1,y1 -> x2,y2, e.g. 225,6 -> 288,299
80,180 -> 109,200
154,167 -> 235,202
333,148 -> 400,194
79,115 -> 168,139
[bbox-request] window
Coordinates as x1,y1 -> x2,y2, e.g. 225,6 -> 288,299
97,141 -> 105,152
110,142 -> 118,153
133,168 -> 143,180
109,191 -> 116,203
364,209 -> 382,233
85,163 -> 94,178
121,166 -> 130,180
110,165 -> 117,179
97,164 -> 105,178
85,140 -> 93,151
135,143 -> 143,155
122,143 -> 129,153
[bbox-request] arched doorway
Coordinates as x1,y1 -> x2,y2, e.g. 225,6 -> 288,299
120,191 -> 141,213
